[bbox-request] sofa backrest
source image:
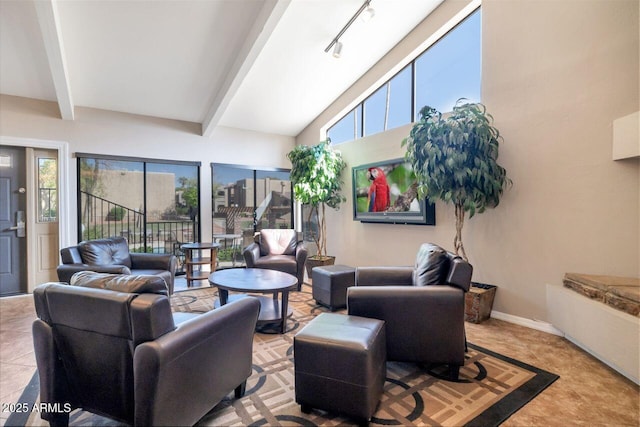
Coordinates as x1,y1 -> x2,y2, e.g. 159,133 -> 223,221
412,243 -> 472,291
70,271 -> 168,295
258,229 -> 297,256
78,237 -> 132,267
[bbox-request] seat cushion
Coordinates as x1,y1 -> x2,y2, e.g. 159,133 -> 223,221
79,237 -> 132,267
413,243 -> 449,286
254,255 -> 297,276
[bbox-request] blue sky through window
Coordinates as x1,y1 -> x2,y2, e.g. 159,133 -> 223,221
415,9 -> 481,118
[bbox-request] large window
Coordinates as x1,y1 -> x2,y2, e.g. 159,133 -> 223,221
326,105 -> 362,144
415,8 -> 481,118
364,65 -> 412,136
327,7 -> 481,144
77,154 -> 200,262
212,163 -> 293,267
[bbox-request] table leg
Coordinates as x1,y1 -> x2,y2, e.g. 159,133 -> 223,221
219,289 -> 229,305
280,291 -> 289,334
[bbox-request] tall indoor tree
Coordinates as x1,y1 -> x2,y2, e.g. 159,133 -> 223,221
402,99 -> 511,261
287,140 -> 346,262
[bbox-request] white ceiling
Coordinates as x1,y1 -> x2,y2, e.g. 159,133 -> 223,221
0,0 -> 443,137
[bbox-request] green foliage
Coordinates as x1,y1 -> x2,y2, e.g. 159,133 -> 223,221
130,246 -> 154,254
287,140 -> 346,209
287,140 -> 346,258
179,178 -> 198,209
402,99 -> 511,259
107,206 -> 126,221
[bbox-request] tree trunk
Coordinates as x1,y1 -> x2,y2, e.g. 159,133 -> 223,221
318,203 -> 327,258
307,204 -> 321,258
454,202 -> 468,261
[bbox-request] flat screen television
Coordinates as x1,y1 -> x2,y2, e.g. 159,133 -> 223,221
352,158 -> 435,225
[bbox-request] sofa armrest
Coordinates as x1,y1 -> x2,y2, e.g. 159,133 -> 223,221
130,253 -> 176,274
347,285 -> 466,363
133,297 -> 260,426
242,243 -> 261,268
295,241 -> 308,265
56,264 -> 131,283
356,266 -> 414,287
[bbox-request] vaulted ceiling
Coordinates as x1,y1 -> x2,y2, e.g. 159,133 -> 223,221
0,0 -> 443,137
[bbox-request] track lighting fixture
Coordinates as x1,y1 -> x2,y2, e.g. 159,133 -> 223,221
324,0 -> 375,58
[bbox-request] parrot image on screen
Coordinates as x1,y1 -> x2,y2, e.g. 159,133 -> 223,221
367,167 -> 390,212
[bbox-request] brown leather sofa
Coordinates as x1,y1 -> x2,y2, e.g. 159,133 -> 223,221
242,229 -> 308,290
32,277 -> 260,426
57,236 -> 177,294
347,243 -> 473,380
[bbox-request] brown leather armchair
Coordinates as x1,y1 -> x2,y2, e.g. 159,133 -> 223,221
57,236 -> 177,294
347,243 -> 473,380
242,229 -> 308,290
32,279 -> 260,426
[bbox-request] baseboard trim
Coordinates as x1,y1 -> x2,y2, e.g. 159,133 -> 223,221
490,310 -> 564,336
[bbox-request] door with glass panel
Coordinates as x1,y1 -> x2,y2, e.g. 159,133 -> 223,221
212,164 -> 292,268
28,148 -> 59,286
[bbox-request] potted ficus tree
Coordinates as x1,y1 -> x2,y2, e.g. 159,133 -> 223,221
403,99 -> 511,323
287,140 -> 346,276
402,99 -> 511,262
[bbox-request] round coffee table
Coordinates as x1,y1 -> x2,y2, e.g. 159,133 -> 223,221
209,268 -> 298,334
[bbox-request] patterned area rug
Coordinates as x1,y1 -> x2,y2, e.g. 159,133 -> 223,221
15,284 -> 558,427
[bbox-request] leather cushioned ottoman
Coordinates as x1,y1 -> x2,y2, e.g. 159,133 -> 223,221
294,313 -> 386,424
312,265 -> 355,311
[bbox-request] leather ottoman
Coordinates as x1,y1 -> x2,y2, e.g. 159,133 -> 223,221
312,264 -> 355,311
294,313 -> 386,424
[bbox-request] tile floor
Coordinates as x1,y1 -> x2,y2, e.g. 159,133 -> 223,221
1,282 -> 638,426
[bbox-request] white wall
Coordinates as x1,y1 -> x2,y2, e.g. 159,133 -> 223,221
297,0 -> 640,322
0,94 -> 295,245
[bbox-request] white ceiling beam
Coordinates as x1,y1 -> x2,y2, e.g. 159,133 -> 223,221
201,0 -> 290,137
34,0 -> 74,120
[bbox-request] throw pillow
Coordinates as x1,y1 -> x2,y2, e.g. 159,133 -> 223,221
412,243 -> 450,286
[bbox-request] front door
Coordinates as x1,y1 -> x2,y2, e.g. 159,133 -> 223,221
0,146 -> 27,296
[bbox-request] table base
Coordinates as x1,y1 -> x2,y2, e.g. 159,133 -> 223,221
214,294 -> 293,332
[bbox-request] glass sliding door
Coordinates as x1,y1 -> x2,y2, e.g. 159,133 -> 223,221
255,169 -> 292,231
212,163 -> 292,268
146,162 -> 200,261
78,154 -> 200,266
78,157 -> 144,246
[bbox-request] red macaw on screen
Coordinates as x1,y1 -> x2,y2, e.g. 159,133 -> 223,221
367,167 -> 390,212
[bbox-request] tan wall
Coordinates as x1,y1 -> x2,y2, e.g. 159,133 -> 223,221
297,0 -> 640,322
0,94 -> 295,242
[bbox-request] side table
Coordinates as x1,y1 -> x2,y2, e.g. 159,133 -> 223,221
180,242 -> 220,287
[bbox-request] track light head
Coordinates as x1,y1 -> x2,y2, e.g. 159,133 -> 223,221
361,5 -> 375,22
332,41 -> 343,58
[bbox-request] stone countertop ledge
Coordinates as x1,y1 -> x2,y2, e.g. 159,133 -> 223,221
563,273 -> 640,317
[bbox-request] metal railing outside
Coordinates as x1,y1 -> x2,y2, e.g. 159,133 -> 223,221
80,191 -> 197,271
